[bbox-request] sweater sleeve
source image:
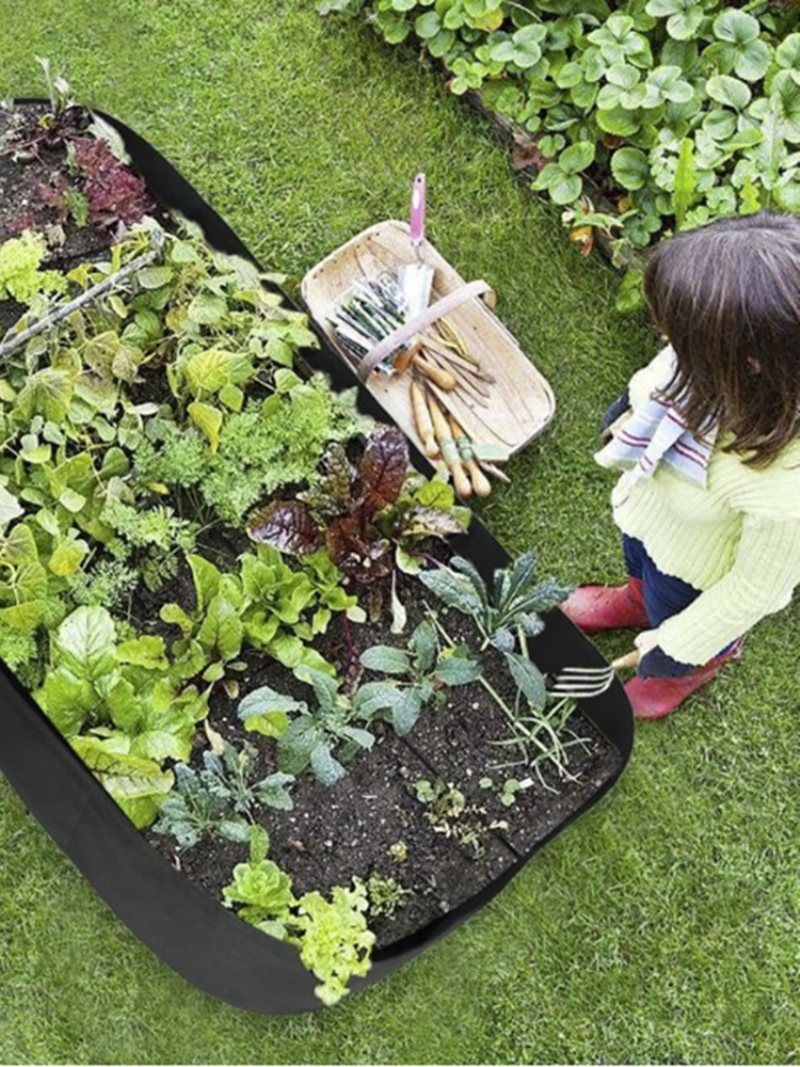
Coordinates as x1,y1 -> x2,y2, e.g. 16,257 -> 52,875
654,512 -> 800,665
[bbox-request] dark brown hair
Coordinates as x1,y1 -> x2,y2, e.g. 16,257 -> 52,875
644,210 -> 800,466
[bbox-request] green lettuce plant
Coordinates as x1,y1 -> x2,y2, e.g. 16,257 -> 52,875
0,230 -> 66,306
161,546 -> 354,682
34,606 -> 208,824
222,827 -> 375,1005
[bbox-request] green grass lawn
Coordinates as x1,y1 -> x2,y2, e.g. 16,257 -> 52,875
0,2 -> 798,1063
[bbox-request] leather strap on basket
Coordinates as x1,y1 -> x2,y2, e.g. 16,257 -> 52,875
358,279 -> 493,380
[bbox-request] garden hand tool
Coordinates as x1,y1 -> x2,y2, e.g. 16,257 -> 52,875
546,649 -> 640,700
398,173 -> 435,318
449,415 -> 492,498
427,393 -> 473,498
410,377 -> 438,458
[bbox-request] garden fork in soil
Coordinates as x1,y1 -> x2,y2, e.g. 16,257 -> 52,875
547,650 -> 640,700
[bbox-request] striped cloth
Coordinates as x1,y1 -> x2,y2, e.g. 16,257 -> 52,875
595,350 -> 717,488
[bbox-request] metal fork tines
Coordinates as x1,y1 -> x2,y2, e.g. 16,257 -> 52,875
547,664 -> 616,700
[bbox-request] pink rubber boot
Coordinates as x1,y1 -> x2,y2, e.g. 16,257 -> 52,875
626,640 -> 745,720
560,577 -> 650,635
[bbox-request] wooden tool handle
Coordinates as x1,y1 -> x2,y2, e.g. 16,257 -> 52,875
410,379 -> 438,458
413,355 -> 456,391
392,336 -> 423,375
428,395 -> 472,498
611,650 -> 641,671
449,416 -> 491,498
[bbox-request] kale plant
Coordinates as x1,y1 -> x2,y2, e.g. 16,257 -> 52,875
238,667 -> 377,787
153,742 -> 294,849
418,551 -> 571,654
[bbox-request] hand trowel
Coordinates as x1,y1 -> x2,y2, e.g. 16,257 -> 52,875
398,173 -> 435,319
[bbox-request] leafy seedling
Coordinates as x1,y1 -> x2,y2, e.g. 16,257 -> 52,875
357,617 -> 482,736
238,668 -> 377,787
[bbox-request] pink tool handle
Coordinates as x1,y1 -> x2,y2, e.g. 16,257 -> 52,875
409,173 -> 426,245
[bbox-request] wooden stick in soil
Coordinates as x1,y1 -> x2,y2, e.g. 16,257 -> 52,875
410,376 -> 438,458
0,230 -> 165,359
449,415 -> 492,498
427,392 -> 472,499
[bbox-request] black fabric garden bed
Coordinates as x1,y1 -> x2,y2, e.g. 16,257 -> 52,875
0,97 -> 633,1013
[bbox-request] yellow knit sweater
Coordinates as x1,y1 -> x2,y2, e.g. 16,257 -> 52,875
597,348 -> 800,665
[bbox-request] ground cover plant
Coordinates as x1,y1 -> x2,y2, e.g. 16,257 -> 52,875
0,83 -> 624,1008
0,5 -> 797,1062
322,0 -> 800,305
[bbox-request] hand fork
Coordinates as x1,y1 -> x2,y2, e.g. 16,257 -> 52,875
547,650 -> 640,700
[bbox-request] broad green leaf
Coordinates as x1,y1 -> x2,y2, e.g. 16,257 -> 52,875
137,265 -> 173,290
504,651 -> 547,711
54,606 -> 116,682
418,566 -> 485,617
188,400 -> 223,454
706,74 -> 751,111
188,291 -> 227,325
187,553 -> 222,613
239,684 -> 305,719
0,483 -> 23,531
560,141 -> 596,174
72,737 -> 174,829
611,147 -> 650,190
359,645 -> 411,675
116,635 -> 168,670
432,653 -> 483,686
310,744 -> 346,787
48,539 -> 86,577
410,618 -> 437,674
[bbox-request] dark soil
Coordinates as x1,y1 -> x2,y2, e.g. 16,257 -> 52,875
0,103 -> 112,312
145,551 -> 622,949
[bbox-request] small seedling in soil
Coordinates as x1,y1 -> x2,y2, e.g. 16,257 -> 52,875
357,617 -> 482,736
387,840 -> 409,863
478,775 -> 528,807
364,873 -> 413,920
413,778 -> 494,858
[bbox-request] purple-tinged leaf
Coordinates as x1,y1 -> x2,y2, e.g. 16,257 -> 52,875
248,500 -> 320,555
359,427 -> 408,512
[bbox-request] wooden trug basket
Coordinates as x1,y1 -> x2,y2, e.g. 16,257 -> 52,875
301,220 -> 555,463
